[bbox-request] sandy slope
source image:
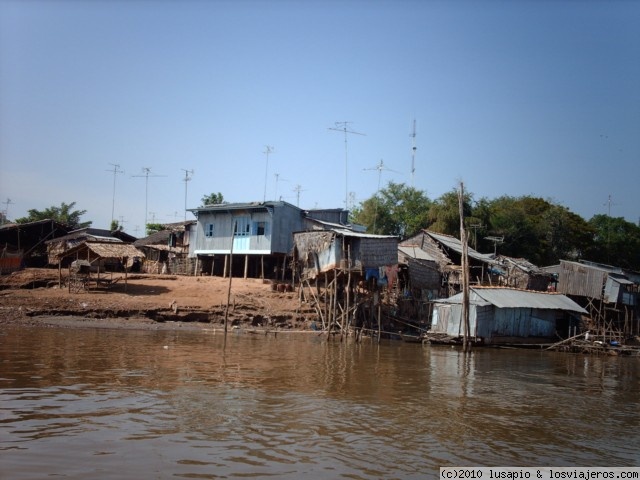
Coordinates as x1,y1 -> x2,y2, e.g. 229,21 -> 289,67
0,269 -> 314,330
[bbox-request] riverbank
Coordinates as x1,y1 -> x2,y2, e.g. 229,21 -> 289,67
0,268 -> 315,330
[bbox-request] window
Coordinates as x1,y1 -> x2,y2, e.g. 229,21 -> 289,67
205,223 -> 214,238
256,221 -> 266,236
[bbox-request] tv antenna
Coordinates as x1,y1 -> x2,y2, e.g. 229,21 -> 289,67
263,145 -> 275,202
363,159 -> 401,233
604,194 -> 620,217
106,163 -> 124,228
410,119 -> 417,188
1,198 -> 13,224
293,184 -> 306,207
274,173 -> 289,201
181,168 -> 194,221
484,236 -> 504,256
328,121 -> 365,209
132,167 -> 166,235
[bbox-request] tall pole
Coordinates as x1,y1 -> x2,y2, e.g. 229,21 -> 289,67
410,119 -> 417,188
263,146 -> 274,202
132,167 -> 165,235
329,122 -> 365,209
1,198 -> 13,225
182,169 -> 194,222
107,164 -> 124,228
459,182 -> 471,352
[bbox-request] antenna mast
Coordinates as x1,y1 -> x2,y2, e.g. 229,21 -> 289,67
182,168 -> 194,222
410,119 -> 417,188
1,198 -> 13,225
363,159 -> 401,233
293,184 -> 306,207
263,145 -> 275,202
329,121 -> 365,209
132,167 -> 166,235
107,163 -> 124,228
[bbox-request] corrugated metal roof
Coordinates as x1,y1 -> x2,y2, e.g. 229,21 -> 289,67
189,200 -> 300,212
426,231 -> 496,264
438,287 -> 587,314
398,245 -> 438,262
331,228 -> 398,240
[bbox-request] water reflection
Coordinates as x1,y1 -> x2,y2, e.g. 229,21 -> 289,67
1,325 -> 639,479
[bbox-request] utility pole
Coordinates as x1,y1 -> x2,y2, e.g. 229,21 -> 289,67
263,146 -> 274,202
329,121 -> 365,209
132,167 -> 165,235
181,169 -> 194,222
107,164 -> 124,228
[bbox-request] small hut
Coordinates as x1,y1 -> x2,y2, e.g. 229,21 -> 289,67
431,287 -> 587,345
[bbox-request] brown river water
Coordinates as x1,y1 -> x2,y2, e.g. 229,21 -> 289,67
1,323 -> 639,479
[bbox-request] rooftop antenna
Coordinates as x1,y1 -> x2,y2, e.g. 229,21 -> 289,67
329,121 -> 365,209
484,236 -> 504,256
293,184 -> 306,207
410,119 -> 417,188
132,167 -> 166,235
363,159 -> 401,233
106,163 -> 124,228
274,173 -> 289,201
181,168 -> 194,221
1,198 -> 13,224
263,145 -> 275,202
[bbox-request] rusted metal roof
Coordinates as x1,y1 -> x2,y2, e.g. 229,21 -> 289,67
426,231 -> 496,264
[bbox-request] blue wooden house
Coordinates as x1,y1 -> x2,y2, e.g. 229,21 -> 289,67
188,201 -> 349,279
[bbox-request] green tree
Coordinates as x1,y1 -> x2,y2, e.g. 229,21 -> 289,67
145,223 -> 166,235
584,215 -> 640,270
484,195 -> 594,265
427,189 -> 475,237
201,192 -> 225,206
351,182 -> 431,237
16,201 -> 91,229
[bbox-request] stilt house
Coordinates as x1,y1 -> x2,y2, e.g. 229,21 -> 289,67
188,201 -> 350,279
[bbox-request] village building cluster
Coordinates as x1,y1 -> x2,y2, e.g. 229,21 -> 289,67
1,200 -> 638,349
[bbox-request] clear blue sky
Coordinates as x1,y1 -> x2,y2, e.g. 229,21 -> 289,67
1,0 -> 638,235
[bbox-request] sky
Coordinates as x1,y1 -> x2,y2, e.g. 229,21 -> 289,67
1,0 -> 638,236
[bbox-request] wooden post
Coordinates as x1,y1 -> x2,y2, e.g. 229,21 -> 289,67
261,255 -> 264,280
224,221 -> 236,336
243,254 -> 249,279
459,182 -> 471,352
223,255 -> 229,278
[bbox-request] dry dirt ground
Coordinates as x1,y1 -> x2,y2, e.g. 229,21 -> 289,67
0,268 -> 316,331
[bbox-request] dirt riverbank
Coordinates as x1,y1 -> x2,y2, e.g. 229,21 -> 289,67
0,268 -> 316,331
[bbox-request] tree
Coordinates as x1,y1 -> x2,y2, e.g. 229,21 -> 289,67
201,192 -> 225,206
483,195 -> 594,265
16,201 -> 91,229
584,215 -> 640,270
427,189 -> 475,237
351,182 -> 431,237
145,223 -> 166,235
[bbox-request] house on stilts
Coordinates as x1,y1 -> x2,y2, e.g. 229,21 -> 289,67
188,201 -> 351,280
